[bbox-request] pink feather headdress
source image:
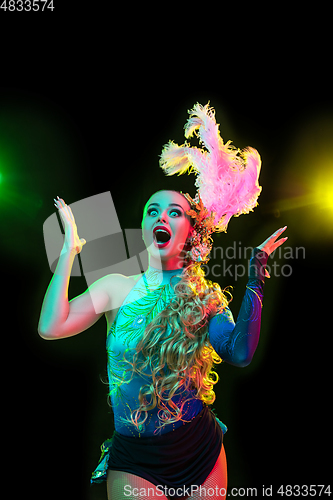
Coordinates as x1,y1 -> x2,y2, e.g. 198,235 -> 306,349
159,102 -> 262,234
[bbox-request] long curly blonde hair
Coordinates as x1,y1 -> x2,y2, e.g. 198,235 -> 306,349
124,261 -> 231,433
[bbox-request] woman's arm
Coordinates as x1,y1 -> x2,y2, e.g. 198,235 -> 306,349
38,198 -> 110,340
209,227 -> 288,367
209,248 -> 267,366
38,251 -> 111,340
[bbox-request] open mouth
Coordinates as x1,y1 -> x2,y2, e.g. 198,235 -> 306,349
153,226 -> 171,247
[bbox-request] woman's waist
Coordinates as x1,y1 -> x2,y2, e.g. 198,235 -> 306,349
111,402 -> 224,446
112,395 -> 204,437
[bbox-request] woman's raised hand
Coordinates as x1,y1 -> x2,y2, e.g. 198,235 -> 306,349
54,196 -> 86,255
257,226 -> 288,257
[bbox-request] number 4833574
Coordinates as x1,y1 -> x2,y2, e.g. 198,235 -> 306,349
277,485 -> 331,496
0,0 -> 54,10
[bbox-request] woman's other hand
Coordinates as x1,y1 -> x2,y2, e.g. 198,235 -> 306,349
257,226 -> 288,257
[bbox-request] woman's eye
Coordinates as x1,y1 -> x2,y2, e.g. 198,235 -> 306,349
147,208 -> 182,217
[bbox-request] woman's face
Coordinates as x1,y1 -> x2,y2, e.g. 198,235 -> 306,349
142,190 -> 193,269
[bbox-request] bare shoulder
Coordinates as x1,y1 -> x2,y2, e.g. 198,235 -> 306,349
100,272 -> 143,309
105,272 -> 142,289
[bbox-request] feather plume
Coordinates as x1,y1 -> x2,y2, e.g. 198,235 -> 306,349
159,103 -> 262,232
159,141 -> 193,176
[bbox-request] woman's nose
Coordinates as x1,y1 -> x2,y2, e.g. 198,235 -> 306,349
157,212 -> 167,223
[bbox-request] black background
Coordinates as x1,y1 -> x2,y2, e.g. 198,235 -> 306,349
1,5 -> 332,500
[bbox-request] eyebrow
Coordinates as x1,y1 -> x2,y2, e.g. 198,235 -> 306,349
147,203 -> 184,209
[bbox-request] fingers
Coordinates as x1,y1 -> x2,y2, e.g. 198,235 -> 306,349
54,196 -> 66,210
271,226 -> 287,242
257,226 -> 288,256
267,226 -> 288,247
267,227 -> 288,255
260,226 -> 286,246
54,197 -> 75,222
273,226 -> 288,244
271,236 -> 288,253
277,225 -> 287,235
66,205 -> 75,222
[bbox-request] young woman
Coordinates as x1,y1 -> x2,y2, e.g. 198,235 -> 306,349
38,104 -> 288,500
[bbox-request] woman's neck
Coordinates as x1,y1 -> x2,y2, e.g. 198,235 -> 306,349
147,255 -> 185,271
147,265 -> 183,275
144,264 -> 183,287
